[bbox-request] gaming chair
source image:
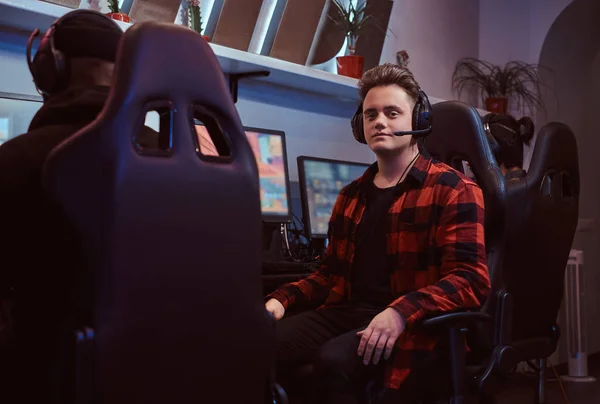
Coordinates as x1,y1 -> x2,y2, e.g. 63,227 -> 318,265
501,122 -> 580,403
42,22 -> 275,403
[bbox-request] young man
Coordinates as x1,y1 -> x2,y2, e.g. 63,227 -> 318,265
265,63 -> 490,404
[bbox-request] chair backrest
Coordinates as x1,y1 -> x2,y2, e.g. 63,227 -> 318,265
502,123 -> 579,341
42,22 -> 273,403
423,101 -> 507,314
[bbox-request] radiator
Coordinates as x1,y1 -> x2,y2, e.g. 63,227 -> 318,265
515,250 -> 594,381
562,249 -> 596,382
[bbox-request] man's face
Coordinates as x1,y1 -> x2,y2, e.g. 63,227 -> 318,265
362,85 -> 415,157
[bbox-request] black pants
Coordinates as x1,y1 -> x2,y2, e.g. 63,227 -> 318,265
275,304 -> 438,404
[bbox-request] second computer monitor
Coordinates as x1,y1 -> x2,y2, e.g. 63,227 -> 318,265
194,123 -> 292,223
245,127 -> 292,222
298,156 -> 371,239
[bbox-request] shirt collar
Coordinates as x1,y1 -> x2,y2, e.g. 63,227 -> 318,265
357,154 -> 430,193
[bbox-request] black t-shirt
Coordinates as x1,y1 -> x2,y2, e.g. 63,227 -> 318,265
350,181 -> 396,308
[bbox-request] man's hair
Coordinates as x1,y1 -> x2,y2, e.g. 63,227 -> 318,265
358,63 -> 421,104
483,113 -> 535,169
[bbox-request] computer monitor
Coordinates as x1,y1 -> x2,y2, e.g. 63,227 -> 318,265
297,156 -> 371,239
0,94 -> 43,146
194,123 -> 292,223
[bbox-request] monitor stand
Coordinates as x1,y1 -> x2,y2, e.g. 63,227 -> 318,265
262,222 -> 283,262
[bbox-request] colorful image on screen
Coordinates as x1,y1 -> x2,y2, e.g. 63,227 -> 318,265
0,118 -> 9,146
194,125 -> 290,218
301,159 -> 369,237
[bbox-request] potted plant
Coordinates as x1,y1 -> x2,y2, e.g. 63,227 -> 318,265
329,0 -> 371,79
452,57 -> 546,115
107,0 -> 131,23
187,0 -> 210,41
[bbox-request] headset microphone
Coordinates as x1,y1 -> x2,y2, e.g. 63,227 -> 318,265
393,127 -> 432,137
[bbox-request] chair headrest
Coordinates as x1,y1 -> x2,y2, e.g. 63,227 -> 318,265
425,101 -> 499,174
100,21 -> 245,155
424,102 -> 505,209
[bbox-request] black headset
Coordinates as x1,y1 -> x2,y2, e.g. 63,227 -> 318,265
483,121 -> 501,159
26,9 -> 122,99
350,89 -> 433,144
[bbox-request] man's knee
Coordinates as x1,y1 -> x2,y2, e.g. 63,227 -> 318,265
314,333 -> 361,377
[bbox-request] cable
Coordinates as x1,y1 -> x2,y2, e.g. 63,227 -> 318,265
281,223 -> 291,257
550,363 -> 571,404
525,360 -> 571,404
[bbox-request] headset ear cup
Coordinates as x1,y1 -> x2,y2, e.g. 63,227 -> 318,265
30,25 -> 69,96
416,90 -> 433,131
412,98 -> 423,131
351,104 -> 367,144
31,48 -> 60,96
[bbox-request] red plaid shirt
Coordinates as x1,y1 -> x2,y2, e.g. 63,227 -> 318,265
268,154 -> 490,389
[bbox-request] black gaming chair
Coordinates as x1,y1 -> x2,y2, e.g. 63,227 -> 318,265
501,122 -> 580,403
42,22 -> 275,403
418,101 -> 515,403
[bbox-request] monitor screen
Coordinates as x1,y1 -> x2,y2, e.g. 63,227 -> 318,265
195,124 -> 292,222
298,156 -> 371,238
0,94 -> 43,146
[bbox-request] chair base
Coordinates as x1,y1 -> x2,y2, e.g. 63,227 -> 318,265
535,358 -> 546,404
553,375 -> 597,383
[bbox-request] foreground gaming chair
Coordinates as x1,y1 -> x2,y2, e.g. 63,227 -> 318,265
418,101 -> 514,403
42,22 -> 275,403
500,122 -> 579,403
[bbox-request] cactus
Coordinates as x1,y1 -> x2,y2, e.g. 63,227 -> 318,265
187,0 -> 203,35
107,0 -> 120,14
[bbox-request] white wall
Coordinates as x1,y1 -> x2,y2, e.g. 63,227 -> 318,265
527,0 -> 575,65
478,0 -> 531,65
478,0 -> 573,66
379,0 -> 480,101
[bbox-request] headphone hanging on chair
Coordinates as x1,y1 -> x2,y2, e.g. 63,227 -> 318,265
26,9 -> 122,99
351,90 -> 433,144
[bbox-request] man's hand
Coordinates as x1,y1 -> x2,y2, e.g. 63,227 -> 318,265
265,298 -> 285,321
357,307 -> 406,365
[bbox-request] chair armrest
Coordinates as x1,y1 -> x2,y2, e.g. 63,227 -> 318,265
418,311 -> 491,403
421,311 -> 492,331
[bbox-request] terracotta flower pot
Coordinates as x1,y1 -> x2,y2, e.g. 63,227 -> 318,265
485,97 -> 508,114
106,12 -> 131,23
336,55 -> 364,79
